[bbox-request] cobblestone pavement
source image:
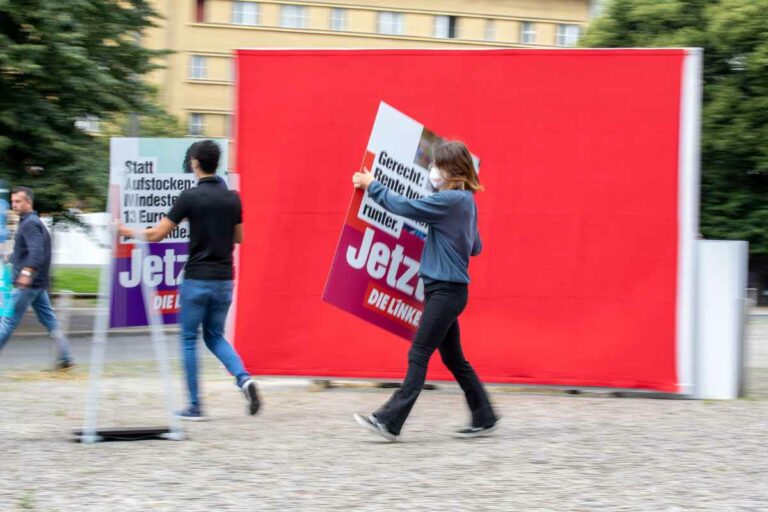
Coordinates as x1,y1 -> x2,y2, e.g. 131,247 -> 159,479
1,318 -> 767,511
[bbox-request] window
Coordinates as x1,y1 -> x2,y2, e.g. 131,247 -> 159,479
434,15 -> 458,39
556,24 -> 581,46
232,1 -> 260,25
189,55 -> 207,79
280,5 -> 307,28
521,21 -> 536,44
484,19 -> 495,41
195,0 -> 206,23
330,8 -> 347,31
377,12 -> 404,35
189,113 -> 205,135
590,0 -> 605,19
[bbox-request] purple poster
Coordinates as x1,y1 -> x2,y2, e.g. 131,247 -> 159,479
108,138 -> 227,328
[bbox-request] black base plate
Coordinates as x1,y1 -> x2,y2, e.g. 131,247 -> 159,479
72,427 -> 177,442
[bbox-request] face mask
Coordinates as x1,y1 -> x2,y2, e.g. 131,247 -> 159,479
429,165 -> 445,190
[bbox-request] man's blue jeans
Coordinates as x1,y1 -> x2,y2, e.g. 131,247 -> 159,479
0,287 -> 72,361
180,279 -> 249,407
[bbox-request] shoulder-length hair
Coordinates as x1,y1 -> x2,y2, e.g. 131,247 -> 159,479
433,140 -> 484,193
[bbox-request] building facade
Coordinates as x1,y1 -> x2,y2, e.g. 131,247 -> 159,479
144,0 -> 597,151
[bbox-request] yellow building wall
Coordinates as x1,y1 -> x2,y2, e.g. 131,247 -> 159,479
143,0 -> 592,167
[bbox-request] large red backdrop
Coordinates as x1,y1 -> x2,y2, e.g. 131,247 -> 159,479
234,49 -> 688,392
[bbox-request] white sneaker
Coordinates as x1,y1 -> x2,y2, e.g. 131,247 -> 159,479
452,421 -> 499,439
353,413 -> 398,442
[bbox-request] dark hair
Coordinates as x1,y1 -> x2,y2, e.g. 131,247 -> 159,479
182,144 -> 194,173
432,141 -> 483,193
189,140 -> 220,174
12,186 -> 34,204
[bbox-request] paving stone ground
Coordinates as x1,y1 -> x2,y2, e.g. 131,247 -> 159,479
1,317 -> 767,511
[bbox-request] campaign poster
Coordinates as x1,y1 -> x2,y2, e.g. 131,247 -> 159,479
0,181 -> 10,317
322,102 -> 478,340
108,138 -> 228,328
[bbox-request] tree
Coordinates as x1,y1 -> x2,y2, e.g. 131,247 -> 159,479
63,101 -> 185,213
581,0 -> 768,257
0,0 -> 175,212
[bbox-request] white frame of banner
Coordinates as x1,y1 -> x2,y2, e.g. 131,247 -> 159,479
675,48 -> 703,396
673,48 -> 748,400
79,228 -> 183,443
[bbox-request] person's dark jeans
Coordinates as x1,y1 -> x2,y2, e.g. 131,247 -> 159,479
374,281 -> 497,435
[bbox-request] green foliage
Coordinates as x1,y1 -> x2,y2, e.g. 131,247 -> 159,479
0,0 -> 181,213
65,102 -> 185,212
51,266 -> 100,293
582,0 -> 768,255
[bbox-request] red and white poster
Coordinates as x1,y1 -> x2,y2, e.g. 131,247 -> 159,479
233,49 -> 701,393
322,102 -> 479,340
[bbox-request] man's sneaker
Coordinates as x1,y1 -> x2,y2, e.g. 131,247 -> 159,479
175,405 -> 208,421
452,421 -> 499,439
353,413 -> 398,442
55,359 -> 75,371
241,379 -> 261,415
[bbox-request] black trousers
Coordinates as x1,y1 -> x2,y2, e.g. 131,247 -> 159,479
374,281 -> 498,435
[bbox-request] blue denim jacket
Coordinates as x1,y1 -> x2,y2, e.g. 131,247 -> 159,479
367,181 -> 481,284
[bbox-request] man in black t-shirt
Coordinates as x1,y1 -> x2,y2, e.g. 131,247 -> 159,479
119,140 -> 259,421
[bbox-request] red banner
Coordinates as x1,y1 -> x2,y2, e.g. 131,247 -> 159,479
233,49 -> 696,392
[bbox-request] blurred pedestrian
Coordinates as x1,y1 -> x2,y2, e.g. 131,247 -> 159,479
0,187 -> 74,370
351,140 -> 499,441
119,140 -> 260,421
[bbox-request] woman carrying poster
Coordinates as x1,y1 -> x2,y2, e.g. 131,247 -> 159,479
351,140 -> 499,441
